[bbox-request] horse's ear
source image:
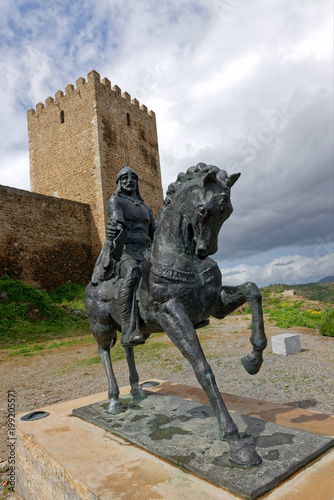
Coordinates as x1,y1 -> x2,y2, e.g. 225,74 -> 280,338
203,170 -> 217,186
229,173 -> 241,187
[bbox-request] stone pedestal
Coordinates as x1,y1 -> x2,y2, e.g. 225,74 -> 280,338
16,381 -> 334,500
271,333 -> 301,355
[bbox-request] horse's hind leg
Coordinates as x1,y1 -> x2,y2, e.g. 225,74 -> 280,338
89,318 -> 123,414
219,282 -> 267,375
98,343 -> 123,414
158,299 -> 261,466
85,284 -> 123,414
123,346 -> 147,401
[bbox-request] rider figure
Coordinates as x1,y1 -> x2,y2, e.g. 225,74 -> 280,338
105,166 -> 155,347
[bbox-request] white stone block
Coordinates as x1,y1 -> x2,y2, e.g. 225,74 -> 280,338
271,334 -> 301,355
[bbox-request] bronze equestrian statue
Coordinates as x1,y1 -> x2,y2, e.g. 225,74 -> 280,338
85,162 -> 267,467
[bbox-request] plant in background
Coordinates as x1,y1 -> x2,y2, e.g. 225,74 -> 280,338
0,275 -> 62,324
49,283 -> 86,312
0,276 -> 89,346
49,283 -> 85,303
318,307 -> 334,337
268,300 -> 320,329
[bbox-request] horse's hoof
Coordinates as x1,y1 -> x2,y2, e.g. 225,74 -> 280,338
241,353 -> 263,375
131,385 -> 147,401
107,399 -> 123,414
229,440 -> 262,467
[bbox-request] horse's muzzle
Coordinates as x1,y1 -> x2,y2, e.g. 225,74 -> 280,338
196,247 -> 208,259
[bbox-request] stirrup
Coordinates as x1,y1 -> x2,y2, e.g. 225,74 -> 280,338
121,329 -> 146,347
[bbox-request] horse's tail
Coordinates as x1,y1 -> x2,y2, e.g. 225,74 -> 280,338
84,282 -> 93,313
85,281 -> 119,347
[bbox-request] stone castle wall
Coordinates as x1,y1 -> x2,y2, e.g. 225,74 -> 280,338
28,70 -> 163,260
0,186 -> 93,290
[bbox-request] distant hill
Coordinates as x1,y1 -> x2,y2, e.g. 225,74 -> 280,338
260,281 -> 334,303
316,276 -> 334,284
291,276 -> 334,287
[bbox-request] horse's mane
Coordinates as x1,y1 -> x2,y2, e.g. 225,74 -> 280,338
156,162 -> 227,226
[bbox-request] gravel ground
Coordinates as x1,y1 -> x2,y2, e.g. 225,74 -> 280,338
1,313 -> 333,497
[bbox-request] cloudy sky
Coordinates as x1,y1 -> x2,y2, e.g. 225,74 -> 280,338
0,0 -> 333,286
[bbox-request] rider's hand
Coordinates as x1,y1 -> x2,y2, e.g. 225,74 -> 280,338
106,222 -> 121,241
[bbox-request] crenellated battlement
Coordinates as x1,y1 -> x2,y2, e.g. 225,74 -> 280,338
27,70 -> 155,120
28,69 -> 163,261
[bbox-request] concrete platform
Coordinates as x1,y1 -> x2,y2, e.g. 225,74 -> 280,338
16,381 -> 334,500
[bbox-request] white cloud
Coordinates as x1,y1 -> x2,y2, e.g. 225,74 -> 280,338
0,151 -> 30,190
282,20 -> 333,62
221,253 -> 334,287
0,0 -> 332,266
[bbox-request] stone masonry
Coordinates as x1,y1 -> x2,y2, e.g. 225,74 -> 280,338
0,186 -> 92,290
28,70 -> 163,260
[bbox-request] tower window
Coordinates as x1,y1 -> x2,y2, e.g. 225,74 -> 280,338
126,113 -> 131,126
60,110 -> 64,124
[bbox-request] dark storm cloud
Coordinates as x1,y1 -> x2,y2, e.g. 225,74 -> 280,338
214,90 -> 333,263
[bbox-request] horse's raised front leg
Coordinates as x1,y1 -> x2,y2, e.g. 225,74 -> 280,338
123,346 -> 147,401
157,299 -> 261,466
218,282 -> 267,375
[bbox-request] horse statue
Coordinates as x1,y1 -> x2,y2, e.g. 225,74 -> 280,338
85,162 -> 267,466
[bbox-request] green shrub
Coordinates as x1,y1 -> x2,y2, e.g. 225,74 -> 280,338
266,297 -> 282,307
0,303 -> 29,324
0,277 -> 89,344
0,276 -> 61,319
268,302 -> 320,329
49,284 -> 86,303
318,307 -> 334,337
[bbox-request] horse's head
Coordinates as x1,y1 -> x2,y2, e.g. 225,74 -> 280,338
182,165 -> 240,259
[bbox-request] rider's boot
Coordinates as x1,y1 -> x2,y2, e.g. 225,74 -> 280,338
119,272 -> 145,347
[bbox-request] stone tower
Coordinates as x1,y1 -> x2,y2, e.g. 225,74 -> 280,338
27,70 -> 163,259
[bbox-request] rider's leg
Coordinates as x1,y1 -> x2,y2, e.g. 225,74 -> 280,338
119,259 -> 145,346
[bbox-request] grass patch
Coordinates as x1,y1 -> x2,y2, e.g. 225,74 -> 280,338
232,283 -> 333,330
135,337 -> 170,360
268,301 -> 322,329
169,362 -> 183,373
6,336 -> 95,358
9,344 -> 47,357
318,306 -> 334,337
48,283 -> 86,303
73,333 -> 170,369
0,275 -> 61,317
0,277 -> 89,350
76,355 -> 101,367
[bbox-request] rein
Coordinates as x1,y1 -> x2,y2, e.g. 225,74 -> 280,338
150,261 -> 217,285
